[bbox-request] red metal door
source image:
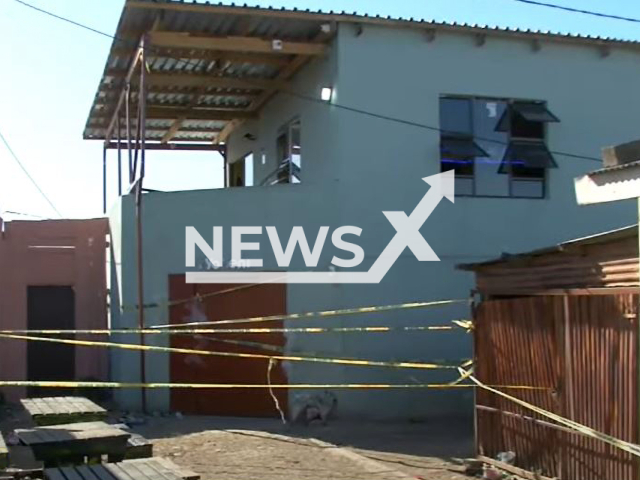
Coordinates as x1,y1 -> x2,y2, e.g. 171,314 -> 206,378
169,274 -> 288,417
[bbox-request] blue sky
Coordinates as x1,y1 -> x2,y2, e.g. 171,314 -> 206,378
1,0 -> 640,220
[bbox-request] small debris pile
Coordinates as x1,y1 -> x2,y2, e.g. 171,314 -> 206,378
464,451 -> 525,480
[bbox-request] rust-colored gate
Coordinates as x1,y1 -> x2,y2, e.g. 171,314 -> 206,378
169,274 -> 288,417
475,293 -> 639,480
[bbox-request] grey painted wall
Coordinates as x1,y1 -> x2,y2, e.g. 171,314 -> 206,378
109,23 -> 638,419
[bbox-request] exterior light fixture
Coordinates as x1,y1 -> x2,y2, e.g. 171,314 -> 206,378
321,87 -> 333,102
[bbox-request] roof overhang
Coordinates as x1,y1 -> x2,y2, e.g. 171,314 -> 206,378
574,161 -> 640,205
85,1 -> 640,150
84,0 -> 336,147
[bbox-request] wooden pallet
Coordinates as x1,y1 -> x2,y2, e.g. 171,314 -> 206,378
21,398 -> 107,426
44,457 -> 199,480
16,422 -> 129,466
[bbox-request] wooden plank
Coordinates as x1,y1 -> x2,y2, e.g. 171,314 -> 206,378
214,120 -> 239,145
78,465 -> 104,480
149,31 -> 327,56
94,107 -> 256,122
61,466 -> 86,480
117,460 -> 171,480
478,455 -> 556,480
22,397 -> 106,426
103,463 -> 138,480
141,73 -> 283,91
98,85 -> 259,101
88,464 -> 118,480
17,422 -> 129,465
147,458 -> 199,480
45,468 -> 69,480
105,142 -> 225,152
109,49 -> 291,67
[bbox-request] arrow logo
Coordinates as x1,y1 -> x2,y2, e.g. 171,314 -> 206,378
186,170 -> 455,284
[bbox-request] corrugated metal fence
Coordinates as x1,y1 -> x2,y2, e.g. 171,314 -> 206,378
475,293 -> 639,480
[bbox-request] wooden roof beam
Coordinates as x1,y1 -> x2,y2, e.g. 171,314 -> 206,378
148,31 -> 328,56
105,141 -> 225,152
110,47 -> 293,67
97,85 -> 260,99
161,84 -> 211,143
107,72 -> 286,91
215,25 -> 334,144
94,107 -> 257,122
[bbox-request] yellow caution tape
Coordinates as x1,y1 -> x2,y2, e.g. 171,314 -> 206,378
122,277 -> 289,312
452,320 -> 473,331
463,368 -> 640,458
189,335 -> 285,353
0,380 -> 548,390
151,299 -> 468,329
0,321 -> 469,336
0,333 -> 459,370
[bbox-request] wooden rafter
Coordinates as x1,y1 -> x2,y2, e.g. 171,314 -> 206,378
110,47 -> 293,67
214,120 -> 241,145
94,107 -> 257,122
110,127 -> 222,135
249,55 -> 311,111
215,26 -> 334,144
148,31 -> 328,56
105,141 -> 225,152
109,72 -> 286,91
93,99 -> 251,114
97,85 -> 259,100
213,57 -> 309,144
161,84 -> 210,143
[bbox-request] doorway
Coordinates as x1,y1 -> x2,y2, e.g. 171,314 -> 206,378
27,286 -> 75,397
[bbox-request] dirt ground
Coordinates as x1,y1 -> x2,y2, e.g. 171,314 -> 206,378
1,404 -> 473,480
134,415 -> 473,480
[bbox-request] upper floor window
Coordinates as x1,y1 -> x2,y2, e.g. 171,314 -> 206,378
439,97 -> 560,198
263,119 -> 301,185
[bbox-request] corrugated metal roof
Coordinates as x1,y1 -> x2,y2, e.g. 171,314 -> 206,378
85,0 -> 640,144
129,0 -> 640,45
588,160 -> 640,176
459,224 -> 638,270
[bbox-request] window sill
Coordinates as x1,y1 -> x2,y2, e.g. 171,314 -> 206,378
455,193 -> 546,200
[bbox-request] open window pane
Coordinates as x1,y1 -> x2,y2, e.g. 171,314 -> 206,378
495,102 -> 560,134
498,140 -> 557,173
512,102 -> 560,123
440,135 -> 489,158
